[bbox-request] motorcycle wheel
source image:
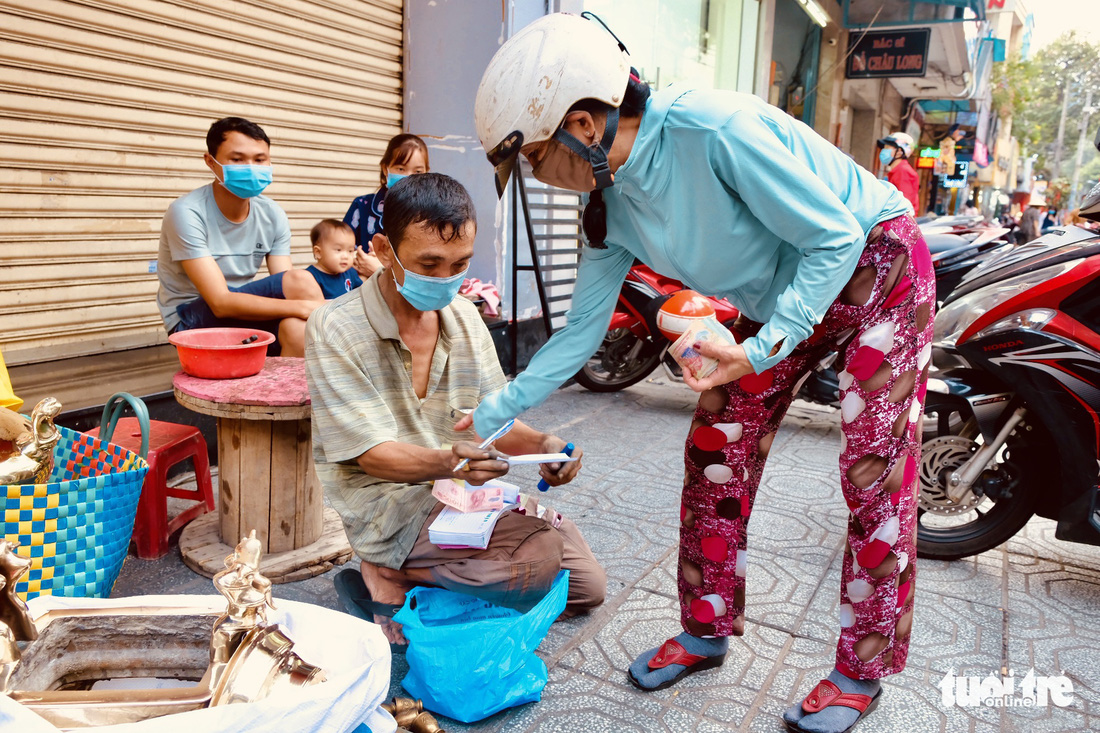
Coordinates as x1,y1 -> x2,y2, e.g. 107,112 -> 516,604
574,328 -> 664,393
915,399 -> 1050,561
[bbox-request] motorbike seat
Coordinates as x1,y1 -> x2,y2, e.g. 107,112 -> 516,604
924,233 -> 970,254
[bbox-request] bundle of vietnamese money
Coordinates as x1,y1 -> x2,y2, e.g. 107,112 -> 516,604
669,315 -> 738,379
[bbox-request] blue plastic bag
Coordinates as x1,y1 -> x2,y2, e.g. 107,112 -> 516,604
393,570 -> 569,723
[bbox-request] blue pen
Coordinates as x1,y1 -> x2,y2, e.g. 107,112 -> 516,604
538,442 -> 575,492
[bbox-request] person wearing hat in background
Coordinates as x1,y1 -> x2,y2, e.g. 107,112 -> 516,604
877,133 -> 919,214
935,123 -> 967,178
1019,195 -> 1046,243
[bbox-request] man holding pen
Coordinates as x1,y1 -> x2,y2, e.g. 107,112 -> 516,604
305,174 -> 605,646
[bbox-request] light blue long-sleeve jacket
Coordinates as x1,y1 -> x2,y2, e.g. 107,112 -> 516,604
473,86 -> 911,437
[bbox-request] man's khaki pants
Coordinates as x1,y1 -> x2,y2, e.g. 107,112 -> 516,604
403,502 -> 606,614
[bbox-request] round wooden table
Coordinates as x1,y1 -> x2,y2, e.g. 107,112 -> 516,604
173,358 -> 351,583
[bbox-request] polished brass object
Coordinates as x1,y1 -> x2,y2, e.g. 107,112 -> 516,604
407,710 -> 447,733
381,699 -> 445,733
381,696 -> 423,717
2,530 -> 327,727
0,538 -> 36,692
381,697 -> 448,732
211,530 -> 275,664
0,538 -> 36,644
0,397 -> 62,485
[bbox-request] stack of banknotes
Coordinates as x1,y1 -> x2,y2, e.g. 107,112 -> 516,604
432,478 -> 521,512
669,315 -> 738,379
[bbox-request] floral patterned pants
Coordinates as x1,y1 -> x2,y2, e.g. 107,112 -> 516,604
678,214 -> 935,680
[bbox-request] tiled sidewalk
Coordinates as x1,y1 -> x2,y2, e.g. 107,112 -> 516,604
112,377 -> 1100,732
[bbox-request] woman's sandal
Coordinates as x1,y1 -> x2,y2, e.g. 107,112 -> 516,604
626,638 -> 727,692
785,678 -> 882,733
333,568 -> 406,653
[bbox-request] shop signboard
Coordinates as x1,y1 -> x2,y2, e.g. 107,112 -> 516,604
846,28 -> 931,79
942,162 -> 971,189
917,147 -> 940,169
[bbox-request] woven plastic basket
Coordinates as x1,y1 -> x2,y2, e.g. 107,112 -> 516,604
3,423 -> 148,600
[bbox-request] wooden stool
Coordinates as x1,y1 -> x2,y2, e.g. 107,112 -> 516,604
88,418 -> 215,559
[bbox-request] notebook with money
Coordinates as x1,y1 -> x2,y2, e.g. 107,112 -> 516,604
428,503 -> 513,549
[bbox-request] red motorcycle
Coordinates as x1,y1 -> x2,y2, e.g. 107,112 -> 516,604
573,263 -> 739,392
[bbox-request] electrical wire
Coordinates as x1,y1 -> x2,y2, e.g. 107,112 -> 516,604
802,6 -> 884,102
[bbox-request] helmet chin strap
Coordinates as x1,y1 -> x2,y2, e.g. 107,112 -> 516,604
552,107 -> 620,190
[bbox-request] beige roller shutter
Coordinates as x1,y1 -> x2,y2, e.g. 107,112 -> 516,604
0,0 -> 403,366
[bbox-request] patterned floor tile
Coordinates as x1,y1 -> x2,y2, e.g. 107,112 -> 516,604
102,379 -> 1100,733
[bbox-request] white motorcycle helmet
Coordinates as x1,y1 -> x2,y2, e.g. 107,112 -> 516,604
474,13 -> 632,196
877,132 -> 915,158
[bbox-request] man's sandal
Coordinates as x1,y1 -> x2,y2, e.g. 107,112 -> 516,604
333,568 -> 406,653
785,678 -> 882,733
627,638 -> 726,692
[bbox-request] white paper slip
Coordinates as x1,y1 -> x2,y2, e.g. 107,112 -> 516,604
502,452 -> 579,465
488,478 -> 522,504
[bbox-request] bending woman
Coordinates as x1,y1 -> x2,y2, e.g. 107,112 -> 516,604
465,13 -> 934,733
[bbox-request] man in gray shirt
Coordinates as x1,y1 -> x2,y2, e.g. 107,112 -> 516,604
156,117 -> 324,356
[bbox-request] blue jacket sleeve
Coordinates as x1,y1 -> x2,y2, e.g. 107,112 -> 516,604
710,111 -> 867,372
472,243 -> 635,436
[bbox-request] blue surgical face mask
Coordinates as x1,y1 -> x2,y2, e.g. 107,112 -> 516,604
879,148 -> 896,168
390,248 -> 468,311
216,162 -> 273,199
386,172 -> 407,189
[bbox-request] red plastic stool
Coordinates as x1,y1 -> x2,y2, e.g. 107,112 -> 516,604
88,418 -> 215,559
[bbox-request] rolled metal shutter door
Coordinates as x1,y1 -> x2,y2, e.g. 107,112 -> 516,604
0,0 -> 403,366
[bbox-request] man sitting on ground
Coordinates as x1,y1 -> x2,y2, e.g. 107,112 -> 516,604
305,173 -> 605,644
156,116 -> 324,356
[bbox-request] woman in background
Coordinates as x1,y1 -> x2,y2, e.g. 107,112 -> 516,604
343,133 -> 429,276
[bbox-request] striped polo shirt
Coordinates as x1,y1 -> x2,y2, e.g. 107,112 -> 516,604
304,270 -> 507,568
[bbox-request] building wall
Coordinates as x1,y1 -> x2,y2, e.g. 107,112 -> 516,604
403,0 -> 511,302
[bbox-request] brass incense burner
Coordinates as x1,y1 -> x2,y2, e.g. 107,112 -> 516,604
2,530 -> 325,728
0,397 -> 62,486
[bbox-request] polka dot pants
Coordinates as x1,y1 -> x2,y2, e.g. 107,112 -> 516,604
678,214 -> 935,680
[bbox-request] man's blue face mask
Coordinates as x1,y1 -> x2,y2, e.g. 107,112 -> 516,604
216,161 -> 273,199
390,248 -> 468,311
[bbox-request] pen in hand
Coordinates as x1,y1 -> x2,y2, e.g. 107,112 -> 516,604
453,418 -> 516,472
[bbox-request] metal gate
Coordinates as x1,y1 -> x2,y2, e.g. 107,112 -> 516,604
0,0 -> 404,366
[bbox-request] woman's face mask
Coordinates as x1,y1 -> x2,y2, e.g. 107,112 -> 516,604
390,248 -> 468,311
530,140 -> 596,192
879,148 -> 897,168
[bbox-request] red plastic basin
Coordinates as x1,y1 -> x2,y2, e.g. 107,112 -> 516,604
168,327 -> 275,379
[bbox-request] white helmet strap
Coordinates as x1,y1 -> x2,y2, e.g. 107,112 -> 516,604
552,107 -> 620,190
